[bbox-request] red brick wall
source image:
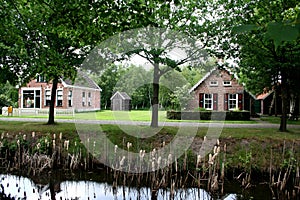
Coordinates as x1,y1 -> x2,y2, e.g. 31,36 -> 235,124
189,69 -> 245,111
19,79 -> 101,111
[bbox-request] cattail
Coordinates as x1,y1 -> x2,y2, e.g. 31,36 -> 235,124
127,142 -> 132,149
31,132 -> 35,138
120,156 -> 126,167
37,143 -> 41,150
197,155 -> 201,166
157,156 -> 162,168
139,150 -> 145,159
59,132 -> 62,140
168,154 -> 172,166
64,140 -> 69,150
208,153 -> 213,165
151,148 -> 156,157
114,145 -> 118,153
213,146 -> 217,154
152,160 -> 155,171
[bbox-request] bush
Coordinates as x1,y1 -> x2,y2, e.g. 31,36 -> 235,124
166,110 -> 250,121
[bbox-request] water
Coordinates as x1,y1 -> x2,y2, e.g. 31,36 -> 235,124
0,174 -> 238,200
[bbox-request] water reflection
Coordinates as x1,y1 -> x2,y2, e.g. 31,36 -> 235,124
0,174 -> 237,200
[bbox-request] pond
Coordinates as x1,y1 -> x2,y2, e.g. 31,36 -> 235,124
0,172 -> 273,200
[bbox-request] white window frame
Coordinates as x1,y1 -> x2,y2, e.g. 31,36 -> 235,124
68,90 -> 73,107
88,92 -> 91,106
45,89 -> 51,106
209,81 -> 218,86
56,89 -> 63,107
21,88 -> 41,109
228,94 -> 238,110
223,81 -> 232,86
204,94 -> 213,110
82,92 -> 86,106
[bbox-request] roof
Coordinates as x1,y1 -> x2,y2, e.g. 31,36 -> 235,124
256,90 -> 274,100
110,91 -> 131,100
189,67 -> 256,99
188,67 -> 218,93
62,70 -> 102,91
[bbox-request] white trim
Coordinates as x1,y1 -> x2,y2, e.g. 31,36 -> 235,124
209,81 -> 218,86
110,91 -> 126,100
60,78 -> 102,91
223,81 -> 232,86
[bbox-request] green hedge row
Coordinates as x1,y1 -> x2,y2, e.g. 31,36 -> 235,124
166,111 -> 250,121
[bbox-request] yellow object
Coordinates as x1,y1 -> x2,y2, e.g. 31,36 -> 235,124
8,106 -> 13,116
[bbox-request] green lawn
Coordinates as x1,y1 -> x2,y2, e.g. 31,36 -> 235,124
260,115 -> 300,125
1,110 -> 257,124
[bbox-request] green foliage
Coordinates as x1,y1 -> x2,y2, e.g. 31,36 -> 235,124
0,81 -> 18,108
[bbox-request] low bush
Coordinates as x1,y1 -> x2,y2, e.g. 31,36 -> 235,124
167,110 -> 250,120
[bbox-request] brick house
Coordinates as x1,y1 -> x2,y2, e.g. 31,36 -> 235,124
18,71 -> 101,112
189,68 -> 255,113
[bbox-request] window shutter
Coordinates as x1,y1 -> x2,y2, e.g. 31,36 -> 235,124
199,93 -> 204,108
213,93 -> 218,110
224,93 -> 228,110
238,93 -> 243,110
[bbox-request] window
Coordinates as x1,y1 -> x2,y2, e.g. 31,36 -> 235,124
209,81 -> 218,86
45,89 -> 51,106
88,92 -> 91,106
204,94 -> 213,110
223,81 -> 232,86
228,94 -> 238,110
36,75 -> 46,82
82,92 -> 86,106
22,89 -> 41,108
56,90 -> 63,107
68,90 -> 72,107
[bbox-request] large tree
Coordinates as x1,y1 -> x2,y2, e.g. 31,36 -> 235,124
85,0 -> 224,127
221,0 -> 300,131
1,0 -> 159,124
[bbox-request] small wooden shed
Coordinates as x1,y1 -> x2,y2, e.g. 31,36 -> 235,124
110,91 -> 131,111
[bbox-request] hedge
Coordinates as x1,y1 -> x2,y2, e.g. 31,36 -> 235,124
166,111 -> 250,121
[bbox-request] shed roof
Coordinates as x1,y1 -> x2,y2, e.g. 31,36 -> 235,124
110,91 -> 131,100
256,90 -> 273,100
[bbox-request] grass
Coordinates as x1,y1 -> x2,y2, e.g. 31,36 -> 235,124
0,121 -> 300,171
1,121 -> 299,141
1,110 -> 258,124
260,115 -> 300,125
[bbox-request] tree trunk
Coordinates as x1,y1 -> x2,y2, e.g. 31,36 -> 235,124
279,73 -> 288,132
151,64 -> 160,127
47,77 -> 58,125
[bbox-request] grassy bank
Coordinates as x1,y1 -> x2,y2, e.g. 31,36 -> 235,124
1,121 -> 299,170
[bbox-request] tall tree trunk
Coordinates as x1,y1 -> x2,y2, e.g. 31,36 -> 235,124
279,72 -> 288,132
47,77 -> 58,125
151,64 -> 160,127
